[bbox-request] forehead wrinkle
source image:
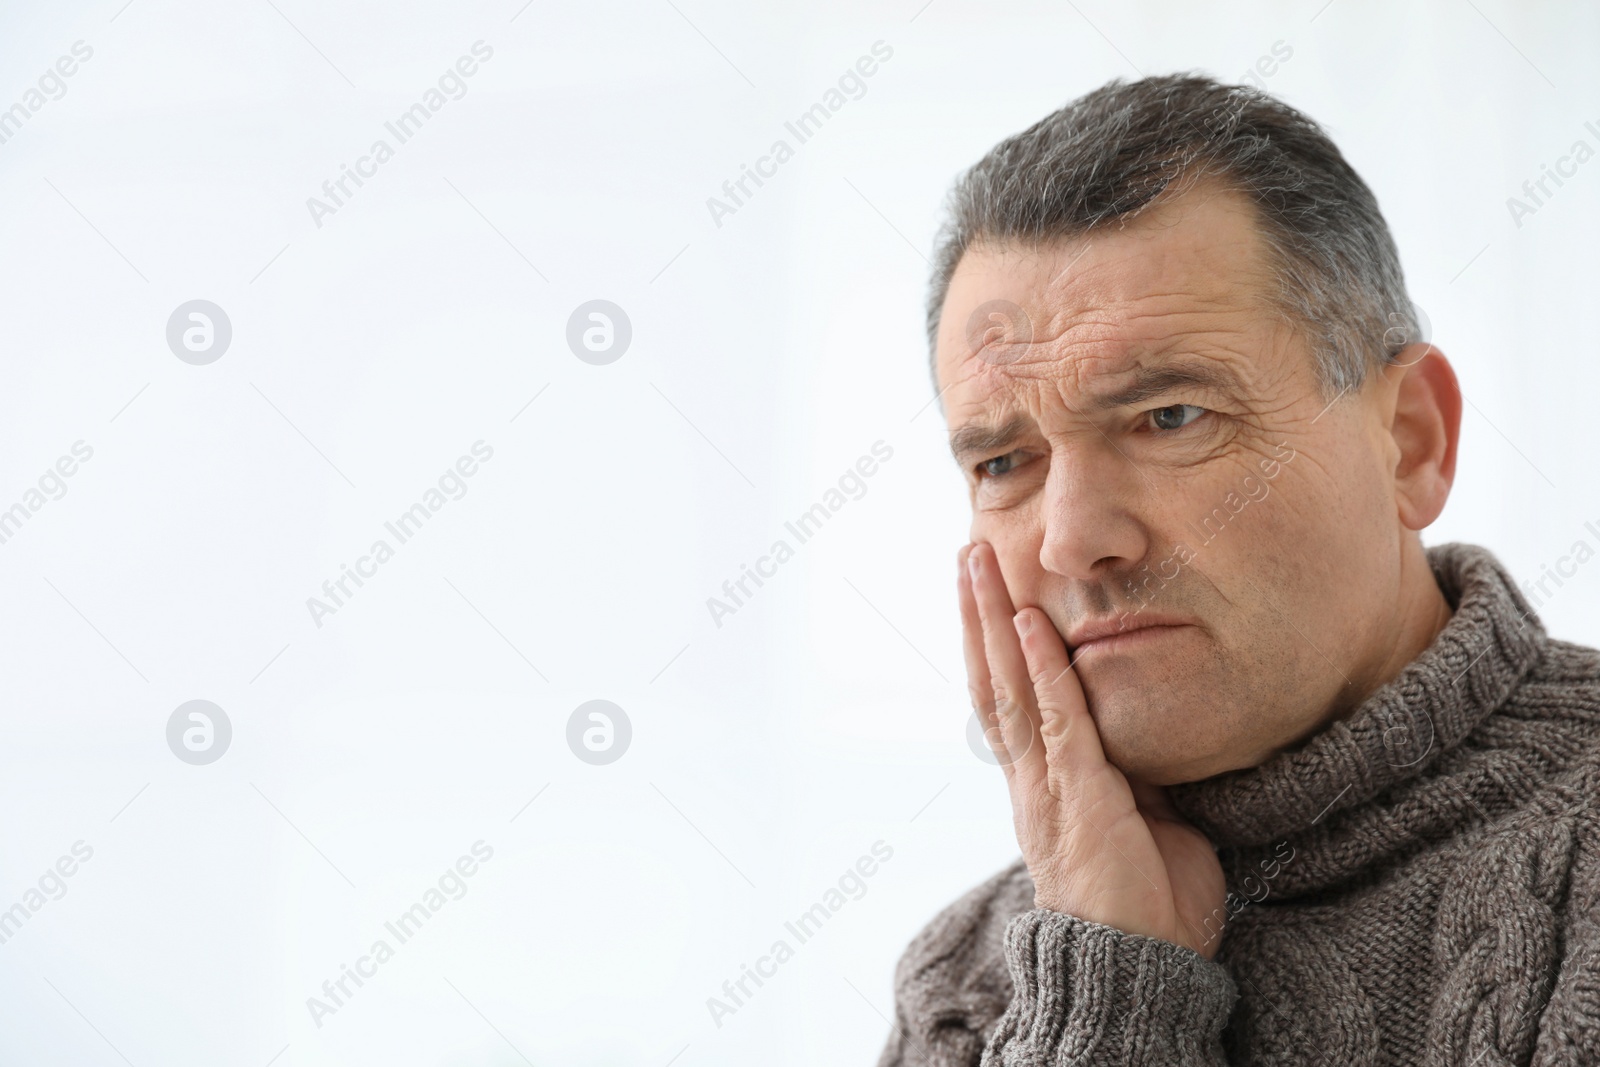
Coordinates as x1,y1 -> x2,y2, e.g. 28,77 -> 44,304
945,355 -> 1105,465
1005,273 -> 1259,355
945,326 -> 1269,465
1037,293 -> 1257,355
998,291 -> 1273,407
939,238 -> 1288,446
944,359 -> 1052,463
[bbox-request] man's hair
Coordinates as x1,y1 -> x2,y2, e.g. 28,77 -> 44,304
926,73 -> 1419,397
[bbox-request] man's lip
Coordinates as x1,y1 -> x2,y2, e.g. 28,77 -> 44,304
1066,614 -> 1196,650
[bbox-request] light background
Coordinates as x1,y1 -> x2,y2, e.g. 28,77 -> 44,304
0,1 -> 1596,1064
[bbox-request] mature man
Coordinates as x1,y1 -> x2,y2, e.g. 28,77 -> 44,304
879,75 -> 1600,1065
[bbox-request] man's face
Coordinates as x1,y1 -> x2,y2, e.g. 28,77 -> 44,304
936,183 -> 1412,785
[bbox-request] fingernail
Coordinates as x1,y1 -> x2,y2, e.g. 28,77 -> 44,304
967,550 -> 981,580
1013,611 -> 1032,636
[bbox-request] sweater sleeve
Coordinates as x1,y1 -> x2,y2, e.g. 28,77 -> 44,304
981,908 -> 1238,1066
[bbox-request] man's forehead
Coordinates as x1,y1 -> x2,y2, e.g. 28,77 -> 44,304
936,286 -> 1264,433
932,190 -> 1288,439
934,183 -> 1272,384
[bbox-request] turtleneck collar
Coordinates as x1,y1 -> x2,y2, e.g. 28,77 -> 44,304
1166,542 -> 1546,851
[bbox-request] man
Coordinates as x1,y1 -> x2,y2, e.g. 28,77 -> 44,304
878,74 -> 1600,1065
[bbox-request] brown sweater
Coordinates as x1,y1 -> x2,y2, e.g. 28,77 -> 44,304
877,543 -> 1600,1065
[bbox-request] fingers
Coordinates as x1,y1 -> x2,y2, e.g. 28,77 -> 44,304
957,544 -> 1007,774
966,543 -> 1044,780
1012,606 -> 1104,782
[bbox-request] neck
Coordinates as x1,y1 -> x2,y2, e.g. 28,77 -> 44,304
1342,535 -> 1455,723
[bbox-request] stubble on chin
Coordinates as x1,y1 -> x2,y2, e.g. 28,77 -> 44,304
1075,643 -> 1242,784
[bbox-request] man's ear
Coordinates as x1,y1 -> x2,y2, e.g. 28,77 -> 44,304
1382,343 -> 1461,531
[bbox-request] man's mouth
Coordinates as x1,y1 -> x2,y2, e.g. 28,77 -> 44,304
1067,614 -> 1196,660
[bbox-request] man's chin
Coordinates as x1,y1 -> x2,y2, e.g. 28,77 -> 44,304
1081,686 -> 1230,786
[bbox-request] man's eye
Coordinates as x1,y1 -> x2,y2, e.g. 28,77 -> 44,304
1147,404 -> 1207,432
979,452 -> 1021,478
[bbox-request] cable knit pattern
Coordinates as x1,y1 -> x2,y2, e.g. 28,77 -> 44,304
876,543 -> 1600,1066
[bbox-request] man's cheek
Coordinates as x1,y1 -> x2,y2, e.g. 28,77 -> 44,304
1248,455 -> 1346,556
969,513 -> 1041,582
966,509 -> 1010,546
994,552 -> 1048,616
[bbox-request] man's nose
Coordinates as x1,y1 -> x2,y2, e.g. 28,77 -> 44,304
1038,449 -> 1149,581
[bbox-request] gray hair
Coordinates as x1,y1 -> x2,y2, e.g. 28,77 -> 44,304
925,73 -> 1419,397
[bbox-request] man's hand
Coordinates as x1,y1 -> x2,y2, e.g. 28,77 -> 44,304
960,541 -> 1227,958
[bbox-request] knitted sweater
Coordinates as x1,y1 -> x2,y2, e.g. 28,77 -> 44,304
878,543 -> 1600,1066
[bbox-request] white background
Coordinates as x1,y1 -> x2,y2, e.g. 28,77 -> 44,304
1,1 -> 1596,1064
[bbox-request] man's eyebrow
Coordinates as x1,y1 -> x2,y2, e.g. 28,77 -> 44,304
947,361 -> 1244,464
949,413 -> 1032,464
1090,360 -> 1242,409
